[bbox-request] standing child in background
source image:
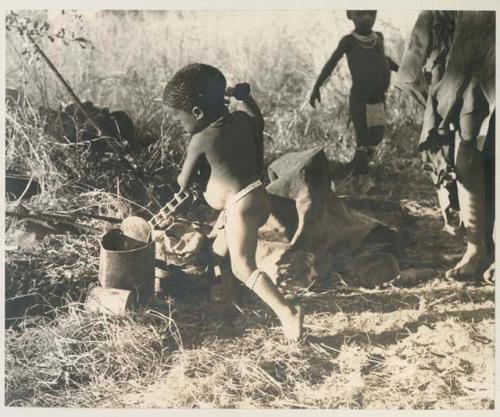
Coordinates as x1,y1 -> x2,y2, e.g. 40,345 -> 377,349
163,63 -> 303,342
310,10 -> 399,176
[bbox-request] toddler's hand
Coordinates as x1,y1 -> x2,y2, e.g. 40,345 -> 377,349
226,82 -> 251,101
157,216 -> 173,230
207,211 -> 225,239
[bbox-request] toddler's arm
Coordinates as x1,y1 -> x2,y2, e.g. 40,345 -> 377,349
227,83 -> 265,172
227,83 -> 264,133
177,134 -> 206,192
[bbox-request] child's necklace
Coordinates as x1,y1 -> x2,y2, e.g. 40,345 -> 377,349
351,31 -> 377,49
208,113 -> 227,129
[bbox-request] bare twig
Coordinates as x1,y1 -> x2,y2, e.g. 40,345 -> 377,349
6,210 -> 107,234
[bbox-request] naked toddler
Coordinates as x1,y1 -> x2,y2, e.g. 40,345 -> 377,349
163,63 -> 303,341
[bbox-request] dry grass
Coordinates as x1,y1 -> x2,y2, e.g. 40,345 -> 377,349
5,194 -> 496,409
5,303 -> 182,407
6,10 -> 422,161
6,276 -> 494,409
4,10 -> 494,410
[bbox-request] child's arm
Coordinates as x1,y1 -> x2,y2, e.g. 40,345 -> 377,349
378,32 -> 399,72
387,56 -> 399,72
310,37 -> 349,108
177,134 -> 206,192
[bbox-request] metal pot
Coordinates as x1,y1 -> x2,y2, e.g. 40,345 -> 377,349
99,228 -> 155,305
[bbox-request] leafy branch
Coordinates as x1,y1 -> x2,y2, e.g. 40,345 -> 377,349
6,10 -> 95,53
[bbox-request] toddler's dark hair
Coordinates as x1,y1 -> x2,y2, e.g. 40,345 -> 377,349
163,63 -> 227,113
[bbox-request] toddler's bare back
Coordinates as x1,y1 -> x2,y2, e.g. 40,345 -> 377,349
194,112 -> 259,210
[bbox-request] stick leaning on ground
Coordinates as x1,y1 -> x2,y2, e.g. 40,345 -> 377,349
17,18 -> 162,209
6,210 -> 122,235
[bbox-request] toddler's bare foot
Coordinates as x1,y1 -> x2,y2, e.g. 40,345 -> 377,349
278,303 -> 304,342
445,243 -> 487,280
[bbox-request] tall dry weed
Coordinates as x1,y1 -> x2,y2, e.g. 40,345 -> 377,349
6,10 -> 422,193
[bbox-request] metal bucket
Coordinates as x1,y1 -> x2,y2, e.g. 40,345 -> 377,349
99,228 -> 155,305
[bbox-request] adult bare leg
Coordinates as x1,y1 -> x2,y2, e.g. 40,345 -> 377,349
482,221 -> 495,283
482,113 -> 495,283
446,137 -> 487,279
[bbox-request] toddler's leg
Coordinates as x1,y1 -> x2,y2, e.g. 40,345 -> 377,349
244,270 -> 303,341
210,226 -> 243,313
225,199 -> 303,341
210,255 -> 240,305
446,137 -> 488,279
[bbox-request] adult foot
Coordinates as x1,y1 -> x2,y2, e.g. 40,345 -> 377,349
279,303 -> 304,342
482,262 -> 495,284
445,244 -> 487,280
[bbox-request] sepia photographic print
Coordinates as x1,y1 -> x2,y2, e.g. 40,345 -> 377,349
2,0 -> 497,412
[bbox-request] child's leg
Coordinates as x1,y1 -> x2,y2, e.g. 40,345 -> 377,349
365,126 -> 384,171
350,96 -> 384,175
224,191 -> 303,341
367,126 -> 384,148
446,136 -> 487,278
350,95 -> 371,175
